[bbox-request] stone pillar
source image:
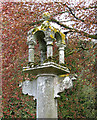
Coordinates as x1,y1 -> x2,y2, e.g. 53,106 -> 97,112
46,41 -> 53,59
59,44 -> 66,64
36,74 -> 57,118
22,62 -> 71,119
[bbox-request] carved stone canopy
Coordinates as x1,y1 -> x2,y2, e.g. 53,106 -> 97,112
27,12 -> 67,65
27,20 -> 66,47
27,12 -> 66,48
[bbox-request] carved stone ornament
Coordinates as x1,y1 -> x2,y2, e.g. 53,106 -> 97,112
20,75 -> 76,99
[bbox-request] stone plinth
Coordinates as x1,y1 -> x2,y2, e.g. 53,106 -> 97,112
23,62 -> 70,75
22,62 -> 71,118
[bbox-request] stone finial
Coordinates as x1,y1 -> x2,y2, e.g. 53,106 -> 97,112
42,12 -> 51,20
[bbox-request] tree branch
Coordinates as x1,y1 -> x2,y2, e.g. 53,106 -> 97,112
52,11 -> 69,16
50,18 -> 97,39
75,6 -> 97,11
62,2 -> 97,11
60,20 -> 73,22
29,20 -> 44,26
66,5 -> 97,24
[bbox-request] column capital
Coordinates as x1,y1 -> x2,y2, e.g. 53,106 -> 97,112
27,35 -> 37,45
36,74 -> 57,78
28,44 -> 34,49
56,43 -> 66,48
44,35 -> 54,43
46,40 -> 53,46
42,12 -> 51,20
58,45 -> 66,51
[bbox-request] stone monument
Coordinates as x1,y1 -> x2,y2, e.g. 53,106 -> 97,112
20,12 -> 76,119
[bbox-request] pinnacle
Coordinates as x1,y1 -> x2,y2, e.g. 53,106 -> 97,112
42,12 -> 51,20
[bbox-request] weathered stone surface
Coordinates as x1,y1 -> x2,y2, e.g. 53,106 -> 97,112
21,75 -> 73,99
21,80 -> 37,99
36,74 -> 57,118
28,44 -> 34,63
58,44 -> 66,64
54,76 -> 73,98
20,74 -> 74,118
23,62 -> 70,75
46,41 -> 53,58
62,76 -> 73,89
21,62 -> 75,118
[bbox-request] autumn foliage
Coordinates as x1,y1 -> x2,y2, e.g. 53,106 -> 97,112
1,1 -> 96,119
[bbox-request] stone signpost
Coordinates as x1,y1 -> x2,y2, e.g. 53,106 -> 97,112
20,12 -> 76,119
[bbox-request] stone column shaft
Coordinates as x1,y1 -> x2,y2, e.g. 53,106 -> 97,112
47,41 -> 53,59
59,45 -> 65,64
28,44 -> 34,63
36,74 -> 58,118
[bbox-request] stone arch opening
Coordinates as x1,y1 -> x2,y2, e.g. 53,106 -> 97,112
55,32 -> 62,44
34,30 -> 47,64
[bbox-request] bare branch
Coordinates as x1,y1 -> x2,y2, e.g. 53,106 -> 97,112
60,20 -> 73,22
52,11 -> 69,16
50,18 -> 97,39
75,6 -> 97,11
62,2 -> 97,11
29,20 -> 44,26
66,5 -> 97,24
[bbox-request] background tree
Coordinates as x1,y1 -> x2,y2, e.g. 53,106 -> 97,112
1,0 -> 96,119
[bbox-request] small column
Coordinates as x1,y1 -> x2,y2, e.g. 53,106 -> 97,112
28,43 -> 34,64
36,74 -> 58,118
59,44 -> 66,64
46,40 -> 53,59
27,34 -> 36,67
